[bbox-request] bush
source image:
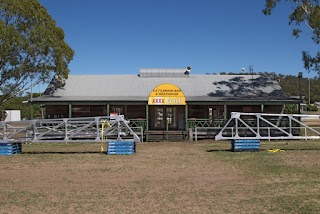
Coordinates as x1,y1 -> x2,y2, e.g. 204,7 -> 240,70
307,104 -> 318,111
284,104 -> 299,114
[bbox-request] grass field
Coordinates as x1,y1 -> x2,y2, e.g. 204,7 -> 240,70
0,140 -> 320,214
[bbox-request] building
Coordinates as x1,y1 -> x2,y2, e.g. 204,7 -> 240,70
33,68 -> 299,141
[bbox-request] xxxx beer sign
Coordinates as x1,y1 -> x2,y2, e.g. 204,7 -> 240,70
148,84 -> 186,105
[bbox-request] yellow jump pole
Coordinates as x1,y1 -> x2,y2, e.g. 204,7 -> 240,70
101,120 -> 112,154
101,120 -> 106,153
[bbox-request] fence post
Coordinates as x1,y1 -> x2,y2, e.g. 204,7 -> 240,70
304,127 -> 307,141
195,127 -> 198,142
189,128 -> 193,142
32,120 -> 37,140
140,127 -> 144,143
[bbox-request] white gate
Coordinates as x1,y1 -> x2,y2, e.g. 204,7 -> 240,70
215,112 -> 320,140
0,115 -> 141,143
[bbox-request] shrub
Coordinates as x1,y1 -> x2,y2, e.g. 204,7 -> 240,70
307,104 -> 318,111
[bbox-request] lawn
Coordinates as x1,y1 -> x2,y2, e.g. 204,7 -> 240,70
0,140 -> 319,214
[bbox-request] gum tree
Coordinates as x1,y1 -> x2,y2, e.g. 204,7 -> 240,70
0,0 -> 74,105
263,0 -> 320,74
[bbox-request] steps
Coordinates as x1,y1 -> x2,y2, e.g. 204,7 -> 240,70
146,131 -> 186,142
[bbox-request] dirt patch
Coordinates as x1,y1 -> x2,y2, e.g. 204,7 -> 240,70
0,141 -> 319,213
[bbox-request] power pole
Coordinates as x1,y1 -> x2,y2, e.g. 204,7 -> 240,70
308,78 -> 311,105
298,72 -> 303,114
30,74 -> 34,119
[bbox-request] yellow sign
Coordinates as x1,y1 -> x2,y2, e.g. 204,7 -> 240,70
148,84 -> 186,105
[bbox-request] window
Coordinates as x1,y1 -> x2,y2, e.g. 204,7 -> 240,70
110,106 -> 124,115
72,105 -> 90,113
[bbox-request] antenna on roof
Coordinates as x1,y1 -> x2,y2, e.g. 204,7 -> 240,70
249,65 -> 254,81
249,65 -> 253,73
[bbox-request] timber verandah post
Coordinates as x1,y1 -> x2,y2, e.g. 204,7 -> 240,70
145,104 -> 149,141
106,104 -> 110,117
145,104 -> 149,131
185,104 -> 189,135
68,104 -> 72,118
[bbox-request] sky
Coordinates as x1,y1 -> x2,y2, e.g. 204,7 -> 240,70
39,0 -> 318,78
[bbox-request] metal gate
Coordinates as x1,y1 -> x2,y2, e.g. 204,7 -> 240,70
215,112 -> 320,140
0,115 -> 141,143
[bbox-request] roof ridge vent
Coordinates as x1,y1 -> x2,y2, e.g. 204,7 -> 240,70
139,68 -> 191,78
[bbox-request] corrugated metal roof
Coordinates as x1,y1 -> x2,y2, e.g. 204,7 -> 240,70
35,71 -> 295,102
139,68 -> 189,78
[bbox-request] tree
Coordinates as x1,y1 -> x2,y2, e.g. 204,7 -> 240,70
0,0 -> 74,106
263,0 -> 320,74
1,94 -> 42,119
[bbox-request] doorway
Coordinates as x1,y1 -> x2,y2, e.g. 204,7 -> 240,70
149,106 -> 185,130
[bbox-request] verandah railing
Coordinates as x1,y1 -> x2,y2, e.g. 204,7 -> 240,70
128,119 -> 147,130
187,119 -> 226,129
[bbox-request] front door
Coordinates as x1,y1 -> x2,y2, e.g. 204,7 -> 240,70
151,106 -> 178,130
